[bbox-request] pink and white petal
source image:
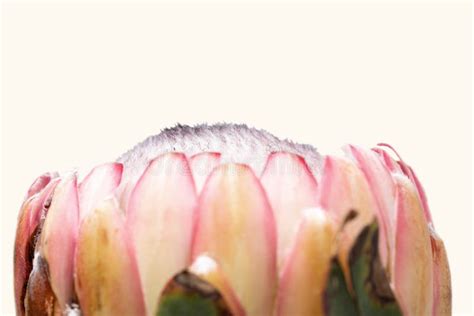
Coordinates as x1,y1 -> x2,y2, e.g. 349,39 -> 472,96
190,152 -> 221,193
192,164 -> 277,316
28,179 -> 60,231
317,156 -> 378,290
189,255 -> 245,316
407,165 -> 433,224
260,152 -> 318,270
116,180 -> 136,213
374,144 -> 433,224
375,143 -> 413,178
78,162 -> 123,221
344,145 -> 397,275
40,175 -> 80,309
318,155 -> 376,225
25,172 -> 58,201
372,148 -> 403,174
127,153 -> 197,315
393,175 -> 433,316
276,208 -> 336,316
75,198 -> 145,316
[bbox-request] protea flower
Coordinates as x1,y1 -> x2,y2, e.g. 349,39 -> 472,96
14,124 -> 451,316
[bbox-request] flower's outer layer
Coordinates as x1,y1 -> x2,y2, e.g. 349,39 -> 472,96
14,124 -> 450,316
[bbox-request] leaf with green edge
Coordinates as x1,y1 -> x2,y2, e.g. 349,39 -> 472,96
324,257 -> 358,316
349,221 -> 402,316
156,271 -> 233,316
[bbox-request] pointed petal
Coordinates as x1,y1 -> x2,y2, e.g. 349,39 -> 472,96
190,152 -> 221,192
371,148 -> 403,174
374,145 -> 443,315
28,179 -> 60,232
276,208 -> 336,316
75,198 -> 145,315
25,172 -> 58,201
430,233 -> 451,316
127,153 -> 197,315
407,165 -> 433,224
14,180 -> 58,315
78,162 -> 123,221
344,145 -> 396,274
318,156 -> 378,290
192,164 -> 277,315
116,180 -> 136,212
319,156 -> 376,223
189,255 -> 245,316
260,152 -> 318,269
40,175 -> 80,309
374,144 -> 433,223
393,175 -> 433,315
375,143 -> 413,179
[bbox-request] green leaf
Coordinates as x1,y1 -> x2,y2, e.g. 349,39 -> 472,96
156,271 -> 232,316
324,258 -> 358,316
157,294 -> 218,316
349,221 -> 402,316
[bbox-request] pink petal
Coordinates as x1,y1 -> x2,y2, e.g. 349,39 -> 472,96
393,175 -> 433,316
376,143 -> 412,177
375,143 -> 432,223
127,153 -> 197,315
39,175 -> 80,309
344,145 -> 396,276
192,163 -> 277,315
317,155 -> 378,290
407,165 -> 433,224
28,179 -> 60,231
276,208 -> 335,316
260,152 -> 318,270
25,172 -> 58,201
375,144 -> 448,314
371,148 -> 403,174
14,179 -> 59,315
318,155 -> 376,224
190,152 -> 221,193
75,198 -> 145,315
78,162 -> 123,221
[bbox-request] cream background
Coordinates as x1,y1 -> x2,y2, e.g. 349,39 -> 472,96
1,1 -> 472,315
